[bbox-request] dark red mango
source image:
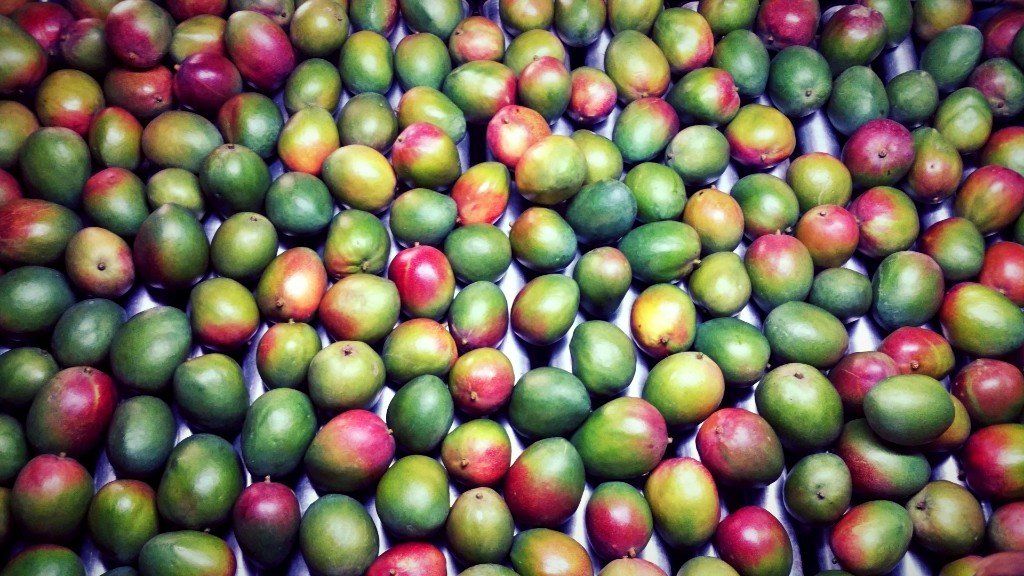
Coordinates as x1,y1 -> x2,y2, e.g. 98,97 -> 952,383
979,241 -> 1024,306
166,0 -> 226,20
696,407 -> 784,487
104,0 -> 174,69
26,366 -> 117,456
841,119 -> 915,188
952,359 -> 1024,426
716,506 -> 794,576
962,423 -> 1024,500
983,8 -> 1024,58
829,352 -> 899,415
13,1 -> 72,55
486,104 -> 551,169
225,10 -> 295,92
388,244 -> 456,320
955,165 -> 1024,235
365,542 -> 446,576
103,66 -> 174,120
585,482 -> 653,561
878,327 -> 955,380
173,52 -> 243,114
232,480 -> 300,568
756,0 -> 819,50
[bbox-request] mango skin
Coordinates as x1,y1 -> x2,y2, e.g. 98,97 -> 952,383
863,374 -> 954,447
784,453 -> 852,525
871,251 -> 945,331
906,480 -> 985,557
1,545 -> 86,576
241,388 -> 316,479
511,274 -> 579,346
109,306 -> 192,393
756,363 -> 843,452
644,457 -> 720,548
939,282 -> 1024,357
764,302 -> 849,369
138,530 -> 236,576
510,528 -> 593,576
836,419 -> 930,500
105,395 -> 175,480
571,397 -> 668,480
156,433 -> 244,531
830,500 -> 913,576
504,437 -> 585,528
375,455 -> 450,539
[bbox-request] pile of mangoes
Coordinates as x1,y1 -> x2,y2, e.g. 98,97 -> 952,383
0,0 -> 1024,574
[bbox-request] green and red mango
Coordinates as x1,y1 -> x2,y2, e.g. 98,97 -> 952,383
585,481 -> 653,560
504,437 -> 585,528
232,481 -> 300,568
716,506 -> 793,576
448,348 -> 514,416
696,407 -> 784,486
305,409 -> 394,493
440,418 -> 511,486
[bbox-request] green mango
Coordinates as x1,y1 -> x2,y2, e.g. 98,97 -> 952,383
339,30 -> 394,94
142,111 -> 224,173
444,223 -> 511,283
284,58 -> 342,113
887,69 -> 940,127
448,281 -> 509,351
397,86 -> 466,143
375,455 -> 450,539
510,207 -> 577,272
504,29 -> 565,75
348,0 -> 397,34
906,480 -> 985,557
604,30 -> 670,102
509,367 -> 590,440
87,480 -> 159,565
711,29 -> 768,98
510,274 -> 580,346
565,179 -> 637,245
241,388 -> 316,478
308,341 -> 385,413
390,188 -> 457,246
172,354 -> 248,437
110,306 -> 192,393
133,204 -> 209,289
570,130 -> 622,185
442,60 -> 517,123
395,32 -> 452,90
921,25 -> 983,92
827,66 -> 889,136
618,221 -> 700,283
0,415 -> 27,485
447,487 -> 514,565
106,396 -> 175,479
689,251 -> 751,317
808,267 -> 872,322
569,320 -> 636,396
0,101 -> 38,170
0,266 -> 74,338
18,127 -> 91,208
210,211 -> 277,282
864,374 -> 954,446
768,46 -> 832,117
146,168 -> 205,217
644,457 -> 719,547
693,317 -> 770,386
612,97 -> 679,163
339,92 -> 399,151
514,135 -> 587,206
572,247 -> 632,317
324,209 -> 390,278
624,162 -> 686,223
554,0 -> 605,47
871,251 -> 945,331
265,172 -> 333,236
731,173 -> 800,238
935,87 -> 993,153
301,495 -> 378,576
199,143 -> 271,214
50,299 -> 126,367
0,347 -> 58,410
156,434 -> 243,530
756,363 -> 844,452
764,302 -> 848,369
138,531 -> 235,576
940,282 -> 1024,357
385,375 -> 454,453
784,453 -> 852,524
399,0 -> 462,38
642,351 -> 725,428
665,125 -> 731,185
290,0 -> 348,56
1,546 -> 86,576
217,92 -> 284,160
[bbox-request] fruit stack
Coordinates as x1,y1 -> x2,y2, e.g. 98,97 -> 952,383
0,0 -> 1023,575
